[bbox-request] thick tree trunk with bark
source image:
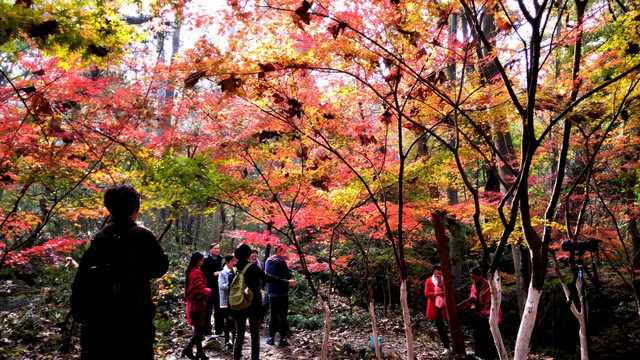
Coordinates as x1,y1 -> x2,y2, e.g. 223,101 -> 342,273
432,211 -> 466,356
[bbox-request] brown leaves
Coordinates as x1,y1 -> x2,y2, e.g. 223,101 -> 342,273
357,133 -> 377,145
496,15 -> 513,32
218,75 -> 242,94
327,22 -> 347,39
296,145 -> 309,160
292,1 -> 312,30
184,71 -> 207,89
30,91 -> 54,118
397,26 -> 420,47
427,70 -> 447,85
86,44 -> 111,57
253,131 -> 282,143
26,20 -> 59,40
626,42 -> 640,55
284,98 -> 303,118
384,68 -> 401,85
311,174 -> 330,191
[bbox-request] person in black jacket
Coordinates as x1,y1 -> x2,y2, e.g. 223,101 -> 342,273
265,245 -> 294,347
231,244 -> 296,360
75,184 -> 169,360
200,242 -> 223,337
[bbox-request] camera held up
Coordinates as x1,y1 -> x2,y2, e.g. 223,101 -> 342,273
561,238 -> 598,254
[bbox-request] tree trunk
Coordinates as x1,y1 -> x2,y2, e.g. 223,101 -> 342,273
511,242 -> 531,317
514,284 -> 542,359
318,294 -> 332,360
432,211 -> 466,355
368,299 -> 382,360
400,280 -> 415,360
488,269 -> 508,360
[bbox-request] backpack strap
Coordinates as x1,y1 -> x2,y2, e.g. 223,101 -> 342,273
235,263 -> 252,277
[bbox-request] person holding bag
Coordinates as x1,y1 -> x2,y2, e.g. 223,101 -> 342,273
424,263 -> 450,355
182,252 -> 211,360
231,244 -> 297,360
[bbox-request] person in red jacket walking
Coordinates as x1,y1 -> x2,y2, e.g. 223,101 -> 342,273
424,263 -> 450,355
182,252 -> 211,360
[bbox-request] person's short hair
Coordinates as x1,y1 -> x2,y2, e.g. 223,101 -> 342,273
234,244 -> 252,261
432,263 -> 441,271
104,184 -> 140,219
209,243 -> 219,249
470,265 -> 482,276
275,244 -> 286,252
251,249 -> 259,254
225,254 -> 235,263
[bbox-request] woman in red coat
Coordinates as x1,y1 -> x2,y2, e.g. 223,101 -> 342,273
182,252 -> 211,360
424,263 -> 450,355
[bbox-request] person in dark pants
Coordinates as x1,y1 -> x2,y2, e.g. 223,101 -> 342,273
264,244 -> 294,347
465,265 -> 501,360
424,263 -> 450,355
218,253 -> 237,350
74,184 -> 169,360
201,242 -> 223,337
232,244 -> 297,360
182,252 -> 211,360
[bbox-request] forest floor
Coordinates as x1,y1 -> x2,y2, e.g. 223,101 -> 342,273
2,271 -> 639,359
1,277 -> 558,360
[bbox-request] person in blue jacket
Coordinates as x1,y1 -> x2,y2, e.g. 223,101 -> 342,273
264,244 -> 294,347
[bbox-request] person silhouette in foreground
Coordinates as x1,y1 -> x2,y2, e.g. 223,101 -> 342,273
232,244 -> 297,360
75,184 -> 169,360
182,252 -> 211,359
424,263 -> 450,355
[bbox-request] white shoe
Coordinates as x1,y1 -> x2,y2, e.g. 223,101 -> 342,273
441,348 -> 451,355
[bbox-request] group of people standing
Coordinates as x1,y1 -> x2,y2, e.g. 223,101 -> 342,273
182,243 -> 297,360
424,264 -> 502,360
74,184 -> 502,360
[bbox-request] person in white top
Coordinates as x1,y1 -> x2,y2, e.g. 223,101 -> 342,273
218,254 -> 237,350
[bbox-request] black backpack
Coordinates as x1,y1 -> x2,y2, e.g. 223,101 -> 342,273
71,224 -> 133,324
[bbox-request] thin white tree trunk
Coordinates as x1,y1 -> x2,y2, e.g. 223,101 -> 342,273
487,270 -> 508,360
577,309 -> 588,360
368,300 -> 382,360
558,278 -> 589,360
400,280 -> 415,360
514,284 -> 542,360
317,294 -> 331,360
